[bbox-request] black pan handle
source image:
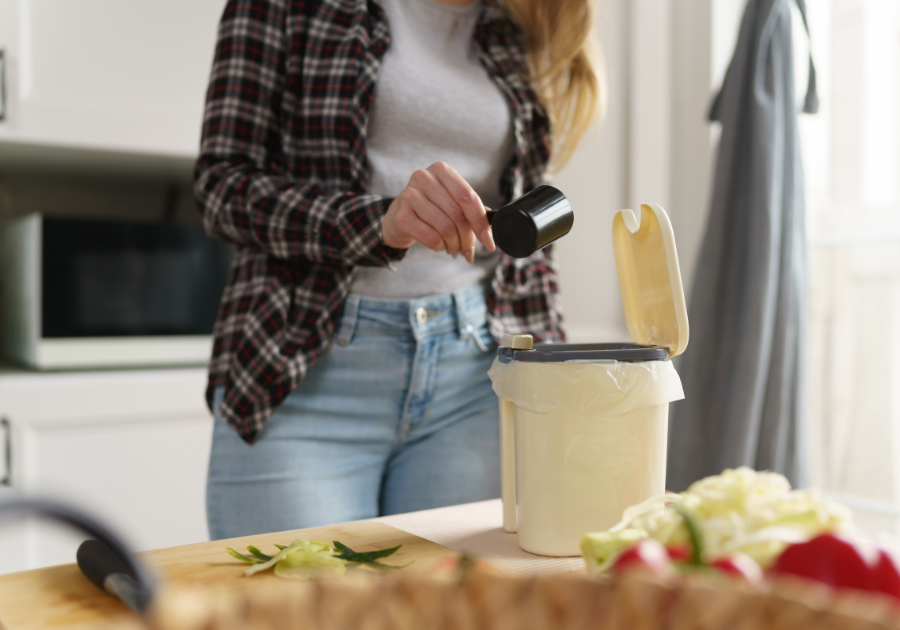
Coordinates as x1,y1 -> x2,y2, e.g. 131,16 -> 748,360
77,540 -> 147,613
0,496 -> 154,612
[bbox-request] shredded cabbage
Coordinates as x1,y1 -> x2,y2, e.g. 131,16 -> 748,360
245,539 -> 347,579
580,528 -> 648,576
581,467 -> 851,575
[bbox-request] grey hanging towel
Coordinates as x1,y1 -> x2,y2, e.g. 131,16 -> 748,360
667,0 -> 817,491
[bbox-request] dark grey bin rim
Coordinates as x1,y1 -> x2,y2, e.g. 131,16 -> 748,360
497,342 -> 669,363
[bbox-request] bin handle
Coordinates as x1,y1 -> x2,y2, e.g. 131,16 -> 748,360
498,334 -> 532,534
500,400 -> 517,532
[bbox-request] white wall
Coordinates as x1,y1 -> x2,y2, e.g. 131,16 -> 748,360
553,0 -> 631,343
554,0 -> 723,344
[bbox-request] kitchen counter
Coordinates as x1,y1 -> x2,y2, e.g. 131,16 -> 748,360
372,498 -> 586,575
0,499 -> 584,630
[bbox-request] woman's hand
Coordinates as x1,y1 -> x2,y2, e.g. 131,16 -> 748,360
381,162 -> 496,263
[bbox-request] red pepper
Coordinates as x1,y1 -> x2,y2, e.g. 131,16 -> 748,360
710,552 -> 763,584
665,544 -> 691,563
613,538 -> 673,578
872,549 -> 900,600
771,533 -> 900,601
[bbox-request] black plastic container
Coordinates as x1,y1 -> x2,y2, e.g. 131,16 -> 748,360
487,185 -> 573,258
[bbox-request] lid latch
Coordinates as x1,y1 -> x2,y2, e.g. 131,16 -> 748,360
500,334 -> 533,350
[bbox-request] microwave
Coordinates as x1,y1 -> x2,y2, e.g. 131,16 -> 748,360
1,214 -> 232,369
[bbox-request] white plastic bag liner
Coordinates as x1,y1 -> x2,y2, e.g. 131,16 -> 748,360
488,357 -> 684,417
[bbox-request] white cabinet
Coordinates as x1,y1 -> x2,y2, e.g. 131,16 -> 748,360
0,0 -> 226,157
0,367 -> 213,574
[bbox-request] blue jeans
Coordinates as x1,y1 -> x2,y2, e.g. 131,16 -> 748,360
206,283 -> 500,540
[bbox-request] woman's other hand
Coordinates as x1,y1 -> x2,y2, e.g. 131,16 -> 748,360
381,162 -> 496,263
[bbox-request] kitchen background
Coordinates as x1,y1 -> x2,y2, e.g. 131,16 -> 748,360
0,0 -> 892,574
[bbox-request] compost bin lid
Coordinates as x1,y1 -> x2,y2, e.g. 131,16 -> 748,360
611,204 -> 689,357
496,334 -> 669,363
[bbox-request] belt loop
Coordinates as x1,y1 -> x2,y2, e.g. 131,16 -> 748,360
335,295 -> 361,346
453,290 -> 471,338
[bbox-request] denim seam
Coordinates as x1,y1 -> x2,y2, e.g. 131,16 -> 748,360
397,335 -> 442,440
335,295 -> 361,346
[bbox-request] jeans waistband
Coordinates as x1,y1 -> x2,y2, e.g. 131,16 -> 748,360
335,283 -> 489,346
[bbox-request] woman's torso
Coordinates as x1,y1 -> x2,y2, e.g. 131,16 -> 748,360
351,0 -> 512,299
195,0 -> 560,440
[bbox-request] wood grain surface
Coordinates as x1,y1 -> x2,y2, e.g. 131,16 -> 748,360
0,521 -> 460,630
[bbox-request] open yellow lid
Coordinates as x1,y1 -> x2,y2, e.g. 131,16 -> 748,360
612,204 -> 689,357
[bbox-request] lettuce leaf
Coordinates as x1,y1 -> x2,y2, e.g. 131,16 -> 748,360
581,467 -> 852,576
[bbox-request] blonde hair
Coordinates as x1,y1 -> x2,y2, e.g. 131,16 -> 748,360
501,0 -> 607,169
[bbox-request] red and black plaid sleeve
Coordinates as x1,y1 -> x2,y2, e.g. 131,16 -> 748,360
194,0 -> 407,268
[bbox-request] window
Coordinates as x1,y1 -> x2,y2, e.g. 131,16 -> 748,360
803,0 -> 900,534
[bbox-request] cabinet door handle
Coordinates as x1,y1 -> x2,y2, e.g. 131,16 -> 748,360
0,418 -> 10,486
0,48 -> 6,122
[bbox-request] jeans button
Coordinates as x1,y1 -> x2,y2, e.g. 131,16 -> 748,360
415,307 -> 427,325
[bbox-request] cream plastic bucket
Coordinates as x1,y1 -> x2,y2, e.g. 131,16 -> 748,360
490,203 -> 690,557
490,343 -> 683,556
514,404 -> 670,557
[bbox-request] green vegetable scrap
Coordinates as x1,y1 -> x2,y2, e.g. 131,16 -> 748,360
247,546 -> 272,561
225,538 -> 409,579
676,506 -> 703,566
226,547 -> 259,564
333,540 -> 412,571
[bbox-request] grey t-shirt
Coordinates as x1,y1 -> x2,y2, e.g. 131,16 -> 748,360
350,0 -> 513,299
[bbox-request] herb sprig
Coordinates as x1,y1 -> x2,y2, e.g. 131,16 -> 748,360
333,541 -> 412,571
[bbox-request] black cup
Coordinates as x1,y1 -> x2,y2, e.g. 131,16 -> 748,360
486,185 -> 573,258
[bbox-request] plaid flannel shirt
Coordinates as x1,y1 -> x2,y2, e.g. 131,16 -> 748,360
195,0 -> 565,443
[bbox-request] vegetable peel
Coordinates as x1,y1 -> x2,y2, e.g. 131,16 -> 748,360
225,538 -> 408,579
245,539 -> 345,578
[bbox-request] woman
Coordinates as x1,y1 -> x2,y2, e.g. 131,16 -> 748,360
196,0 -> 605,540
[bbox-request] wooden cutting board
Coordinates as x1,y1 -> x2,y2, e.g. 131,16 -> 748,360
0,521 -> 460,630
